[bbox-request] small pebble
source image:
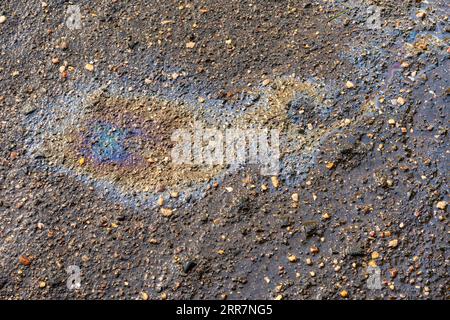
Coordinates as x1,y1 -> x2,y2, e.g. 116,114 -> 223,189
183,261 -> 197,273
160,208 -> 173,217
397,97 -> 406,105
326,162 -> 335,170
60,40 -> 69,50
19,256 -> 31,266
436,201 -> 447,210
390,269 -> 398,278
85,63 -> 94,72
345,81 -> 355,89
271,176 -> 280,188
416,11 -> 426,19
322,212 -> 331,220
310,246 -> 319,254
388,239 -> 399,248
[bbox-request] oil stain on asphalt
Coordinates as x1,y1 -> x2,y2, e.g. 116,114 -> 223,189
0,0 -> 448,300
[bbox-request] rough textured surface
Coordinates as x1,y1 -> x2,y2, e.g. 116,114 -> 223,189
0,0 -> 448,299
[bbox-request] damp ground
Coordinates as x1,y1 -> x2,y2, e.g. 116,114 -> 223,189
0,0 -> 448,299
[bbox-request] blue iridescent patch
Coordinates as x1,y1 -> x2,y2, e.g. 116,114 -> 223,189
82,122 -> 136,164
